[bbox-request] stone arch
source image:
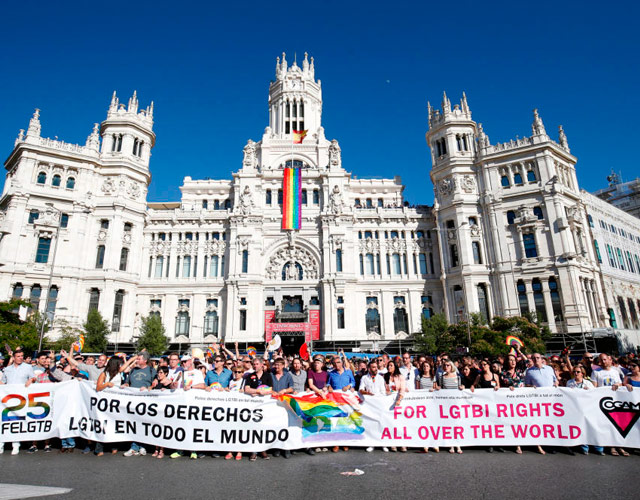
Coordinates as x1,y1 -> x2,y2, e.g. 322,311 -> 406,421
264,239 -> 321,281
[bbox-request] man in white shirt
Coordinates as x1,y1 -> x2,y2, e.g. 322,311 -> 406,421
166,352 -> 184,387
1,349 -> 35,455
359,361 -> 389,453
399,352 -> 417,391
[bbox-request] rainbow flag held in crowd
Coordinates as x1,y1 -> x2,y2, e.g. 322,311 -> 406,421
281,166 -> 301,230
277,392 -> 365,441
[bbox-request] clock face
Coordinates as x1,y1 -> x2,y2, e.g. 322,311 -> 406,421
291,80 -> 300,89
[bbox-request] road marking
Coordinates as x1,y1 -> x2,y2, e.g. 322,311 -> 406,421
0,484 -> 72,499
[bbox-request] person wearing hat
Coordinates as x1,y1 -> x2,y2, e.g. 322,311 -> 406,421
122,351 -> 156,457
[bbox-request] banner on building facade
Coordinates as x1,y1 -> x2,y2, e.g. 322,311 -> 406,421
1,381 -> 639,451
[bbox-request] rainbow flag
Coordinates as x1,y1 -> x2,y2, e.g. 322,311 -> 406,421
282,167 -> 301,230
277,392 -> 365,439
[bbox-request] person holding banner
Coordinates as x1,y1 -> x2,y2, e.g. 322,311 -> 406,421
122,351 -> 155,457
360,360 -> 390,453
244,358 -> 274,461
1,348 -> 35,455
95,356 -> 125,456
591,354 -> 630,457
384,360 -> 408,452
434,359 -> 463,454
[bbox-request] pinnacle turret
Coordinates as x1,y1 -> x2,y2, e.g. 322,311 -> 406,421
26,109 -> 41,138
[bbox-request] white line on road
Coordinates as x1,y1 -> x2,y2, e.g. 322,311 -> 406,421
0,484 -> 72,500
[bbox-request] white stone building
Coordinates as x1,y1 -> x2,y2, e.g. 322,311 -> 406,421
1,53 -> 639,354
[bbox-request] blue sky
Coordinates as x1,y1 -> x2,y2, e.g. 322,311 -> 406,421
1,0 -> 638,205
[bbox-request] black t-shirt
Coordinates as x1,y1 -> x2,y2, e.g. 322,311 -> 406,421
244,370 -> 273,390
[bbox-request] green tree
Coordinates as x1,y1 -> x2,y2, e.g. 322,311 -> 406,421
414,313 -> 455,354
0,300 -> 41,354
46,319 -> 84,352
136,315 -> 168,356
83,309 -> 110,353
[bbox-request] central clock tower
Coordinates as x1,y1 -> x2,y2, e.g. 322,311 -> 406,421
268,52 -> 323,139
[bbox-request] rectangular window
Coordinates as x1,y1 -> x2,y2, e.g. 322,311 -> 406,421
366,253 -> 375,274
472,241 -> 482,264
242,250 -> 249,273
616,248 -> 625,271
175,311 -> 190,335
336,249 -> 343,272
593,240 -> 602,264
210,255 -> 219,277
28,210 -> 40,224
95,245 -> 105,269
266,189 -> 272,205
359,254 -> 364,275
337,308 -> 345,329
119,247 -> 129,271
60,213 -> 69,228
239,310 -> 247,331
450,244 -> 459,267
112,290 -> 124,332
313,189 -> 320,205
182,255 -> 192,277
154,256 -> 164,278
419,253 -> 427,274
522,233 -> 538,258
35,237 -> 51,263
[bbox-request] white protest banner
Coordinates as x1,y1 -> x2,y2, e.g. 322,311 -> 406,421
1,382 -> 639,450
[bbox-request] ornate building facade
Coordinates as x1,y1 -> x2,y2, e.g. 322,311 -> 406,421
0,54 -> 638,353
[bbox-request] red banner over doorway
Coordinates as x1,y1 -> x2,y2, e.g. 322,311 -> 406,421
265,310 -> 320,342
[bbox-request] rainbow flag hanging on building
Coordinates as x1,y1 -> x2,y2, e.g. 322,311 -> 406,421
282,166 -> 301,230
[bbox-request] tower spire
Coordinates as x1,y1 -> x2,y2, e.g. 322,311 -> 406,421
531,108 -> 547,137
558,125 -> 569,151
26,108 -> 41,138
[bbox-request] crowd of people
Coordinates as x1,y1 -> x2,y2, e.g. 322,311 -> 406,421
1,343 -> 639,460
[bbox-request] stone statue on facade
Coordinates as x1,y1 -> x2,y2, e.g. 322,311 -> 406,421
328,185 -> 344,214
328,139 -> 341,166
243,140 -> 257,168
238,185 -> 254,215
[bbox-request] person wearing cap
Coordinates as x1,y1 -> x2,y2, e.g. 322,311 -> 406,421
122,351 -> 156,457
1,348 -> 35,455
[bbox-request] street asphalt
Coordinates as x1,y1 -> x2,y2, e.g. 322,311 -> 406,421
0,446 -> 638,499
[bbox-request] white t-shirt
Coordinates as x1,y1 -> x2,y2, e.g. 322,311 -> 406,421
400,365 -> 418,391
359,373 -> 387,396
592,368 -> 623,387
183,369 -> 205,388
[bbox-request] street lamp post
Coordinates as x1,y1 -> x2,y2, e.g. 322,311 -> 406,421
38,205 -> 63,352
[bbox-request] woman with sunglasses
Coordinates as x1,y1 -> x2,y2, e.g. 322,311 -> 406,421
434,359 -> 464,454
623,361 -> 640,390
566,365 -> 601,455
384,360 -> 408,452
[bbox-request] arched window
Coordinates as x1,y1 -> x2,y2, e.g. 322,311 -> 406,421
527,170 -> 537,182
301,189 -> 308,205
12,283 -> 23,300
501,175 -> 510,188
364,231 -> 373,239
204,310 -> 219,335
548,278 -> 563,322
365,297 -> 381,333
313,189 -> 320,205
66,177 -> 75,189
89,288 -> 100,311
37,172 -> 47,184
29,284 -> 42,313
52,174 -> 61,187
176,311 -> 190,336
532,279 -> 547,322
506,210 -> 516,224
514,172 -> 523,185
265,189 -> 272,205
393,305 -> 408,334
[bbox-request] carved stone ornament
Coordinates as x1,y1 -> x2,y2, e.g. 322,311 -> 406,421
438,176 -> 456,197
243,140 -> 257,168
177,241 -> 198,256
385,237 -> 406,253
330,235 -> 343,253
328,185 -> 344,215
359,238 -> 379,253
461,175 -> 476,193
206,240 -> 226,255
328,139 -> 341,166
150,241 -> 169,255
101,178 -> 116,194
470,224 -> 481,237
127,182 -> 141,199
237,185 -> 254,215
98,229 -> 108,241
122,232 -> 132,245
266,246 -> 319,280
237,236 -> 250,254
